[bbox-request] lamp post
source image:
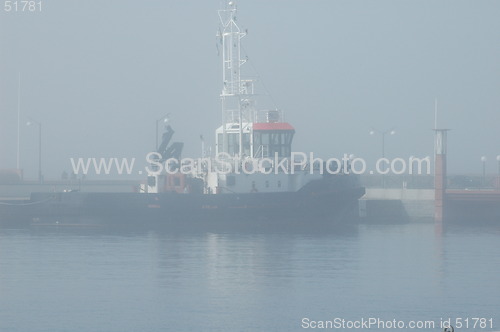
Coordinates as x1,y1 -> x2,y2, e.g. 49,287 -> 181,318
155,113 -> 170,151
27,119 -> 42,184
369,128 -> 396,159
370,128 -> 395,188
497,155 -> 500,176
496,155 -> 500,190
480,156 -> 487,188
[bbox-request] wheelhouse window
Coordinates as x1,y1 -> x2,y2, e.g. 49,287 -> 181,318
222,133 -> 251,157
253,129 -> 294,158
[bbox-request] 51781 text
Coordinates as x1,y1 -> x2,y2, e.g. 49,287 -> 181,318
4,1 -> 42,12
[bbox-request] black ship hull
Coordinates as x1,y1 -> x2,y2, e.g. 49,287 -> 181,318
0,185 -> 365,230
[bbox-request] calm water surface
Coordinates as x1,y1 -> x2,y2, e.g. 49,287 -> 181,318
0,222 -> 499,331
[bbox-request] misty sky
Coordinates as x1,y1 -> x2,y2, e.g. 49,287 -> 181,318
1,0 -> 499,180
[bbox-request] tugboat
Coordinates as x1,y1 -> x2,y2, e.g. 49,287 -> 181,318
0,1 -> 364,229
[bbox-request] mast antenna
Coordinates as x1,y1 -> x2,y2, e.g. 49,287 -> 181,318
218,0 -> 252,157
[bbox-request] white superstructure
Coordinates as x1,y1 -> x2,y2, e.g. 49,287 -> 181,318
198,1 -> 322,194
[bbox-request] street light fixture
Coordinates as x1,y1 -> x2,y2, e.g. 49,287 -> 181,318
26,118 -> 42,184
155,113 -> 170,151
497,155 -> 500,176
369,127 -> 395,188
370,127 -> 396,159
480,156 -> 487,188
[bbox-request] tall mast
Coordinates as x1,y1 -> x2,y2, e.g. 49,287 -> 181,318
217,1 -> 251,157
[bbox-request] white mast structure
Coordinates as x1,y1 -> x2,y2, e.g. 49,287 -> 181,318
217,1 -> 254,159
202,1 -> 300,194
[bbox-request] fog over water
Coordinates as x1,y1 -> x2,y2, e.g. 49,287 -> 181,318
1,224 -> 499,332
1,0 -> 499,179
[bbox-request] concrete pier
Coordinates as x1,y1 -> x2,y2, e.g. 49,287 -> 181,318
359,188 -> 434,223
0,180 -> 141,199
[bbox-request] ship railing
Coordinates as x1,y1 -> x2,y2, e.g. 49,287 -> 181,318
253,109 -> 284,123
224,110 -> 254,124
224,110 -> 240,123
